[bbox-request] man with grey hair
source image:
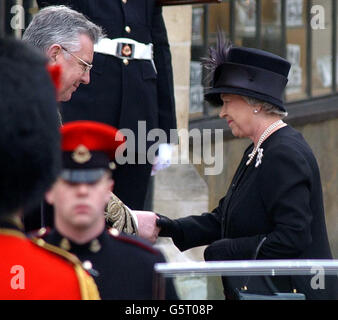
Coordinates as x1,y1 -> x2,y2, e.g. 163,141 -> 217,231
23,5 -> 103,102
22,5 -> 103,232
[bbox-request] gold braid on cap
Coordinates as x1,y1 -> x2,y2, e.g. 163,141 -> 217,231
104,192 -> 137,235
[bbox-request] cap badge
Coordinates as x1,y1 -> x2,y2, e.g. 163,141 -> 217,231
72,144 -> 92,164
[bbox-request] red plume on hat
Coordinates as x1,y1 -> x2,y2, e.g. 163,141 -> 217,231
47,64 -> 62,91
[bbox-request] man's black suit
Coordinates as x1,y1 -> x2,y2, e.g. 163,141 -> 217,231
38,0 -> 177,209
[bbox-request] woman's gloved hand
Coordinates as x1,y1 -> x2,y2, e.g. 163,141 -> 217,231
156,214 -> 184,245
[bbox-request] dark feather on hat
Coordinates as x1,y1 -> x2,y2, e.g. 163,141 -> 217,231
201,32 -> 233,85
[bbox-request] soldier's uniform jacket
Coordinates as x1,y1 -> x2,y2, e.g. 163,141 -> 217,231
38,0 -> 177,149
0,221 -> 99,300
42,227 -> 178,300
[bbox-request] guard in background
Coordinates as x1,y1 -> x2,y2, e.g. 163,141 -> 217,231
38,0 -> 177,211
42,121 -> 178,299
0,38 -> 99,300
22,4 -> 103,232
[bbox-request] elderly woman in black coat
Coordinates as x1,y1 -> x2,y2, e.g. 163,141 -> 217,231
136,37 -> 338,300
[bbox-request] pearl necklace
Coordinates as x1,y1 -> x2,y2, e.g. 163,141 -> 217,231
246,119 -> 285,168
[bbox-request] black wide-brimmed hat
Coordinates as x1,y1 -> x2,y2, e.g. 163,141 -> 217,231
204,42 -> 291,112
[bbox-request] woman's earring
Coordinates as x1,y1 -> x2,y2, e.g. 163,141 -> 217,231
254,109 -> 259,114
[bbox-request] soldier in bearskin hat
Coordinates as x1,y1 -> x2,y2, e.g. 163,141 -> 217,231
0,38 -> 99,299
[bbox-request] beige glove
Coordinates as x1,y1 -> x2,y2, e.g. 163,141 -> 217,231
104,192 -> 138,235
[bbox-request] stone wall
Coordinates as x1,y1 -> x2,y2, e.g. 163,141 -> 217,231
153,5 -> 209,299
162,5 -> 191,133
298,118 -> 338,258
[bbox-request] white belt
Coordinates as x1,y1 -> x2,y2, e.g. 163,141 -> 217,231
94,37 -> 154,61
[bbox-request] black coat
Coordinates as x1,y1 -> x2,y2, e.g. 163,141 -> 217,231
38,0 -> 177,150
37,0 -> 177,210
43,228 -> 178,300
167,126 -> 338,300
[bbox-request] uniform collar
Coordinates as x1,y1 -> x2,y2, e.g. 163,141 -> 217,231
46,228 -> 108,254
0,216 -> 25,233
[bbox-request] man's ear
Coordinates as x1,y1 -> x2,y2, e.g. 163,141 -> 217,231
45,186 -> 56,205
46,44 -> 62,64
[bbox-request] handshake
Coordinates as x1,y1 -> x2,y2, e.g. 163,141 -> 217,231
131,210 -> 161,243
105,192 -> 167,243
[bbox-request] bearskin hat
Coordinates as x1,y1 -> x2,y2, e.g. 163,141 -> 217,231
0,38 -> 61,216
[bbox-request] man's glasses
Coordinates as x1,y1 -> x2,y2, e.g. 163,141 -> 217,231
61,46 -> 93,73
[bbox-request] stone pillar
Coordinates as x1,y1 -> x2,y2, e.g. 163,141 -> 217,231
152,5 -> 213,299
